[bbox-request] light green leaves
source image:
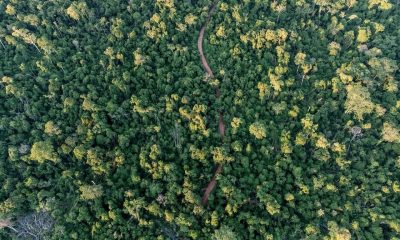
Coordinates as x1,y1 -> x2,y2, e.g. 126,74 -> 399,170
29,141 -> 59,163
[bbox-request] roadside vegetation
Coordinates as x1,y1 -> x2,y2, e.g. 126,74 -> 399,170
0,0 -> 399,239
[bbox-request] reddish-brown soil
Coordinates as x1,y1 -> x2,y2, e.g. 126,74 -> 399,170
198,0 -> 224,206
200,164 -> 222,205
197,2 -> 218,78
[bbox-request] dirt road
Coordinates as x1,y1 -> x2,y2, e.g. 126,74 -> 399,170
197,0 -> 225,206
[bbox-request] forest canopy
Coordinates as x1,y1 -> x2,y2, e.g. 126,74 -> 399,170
0,0 -> 400,239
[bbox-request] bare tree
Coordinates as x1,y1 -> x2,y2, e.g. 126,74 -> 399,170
0,39 -> 5,50
0,28 -> 6,50
2,211 -> 54,240
0,218 -> 13,229
349,126 -> 363,140
171,122 -> 182,150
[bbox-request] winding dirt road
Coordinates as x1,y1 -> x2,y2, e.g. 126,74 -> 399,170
197,2 -> 217,78
198,0 -> 225,206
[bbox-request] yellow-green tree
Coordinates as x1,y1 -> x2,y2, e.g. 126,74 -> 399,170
344,84 -> 375,120
382,122 -> 400,143
79,185 -> 103,200
29,141 -> 59,163
249,122 -> 267,139
66,1 -> 88,21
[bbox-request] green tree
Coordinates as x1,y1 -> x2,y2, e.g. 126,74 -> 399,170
212,226 -> 238,240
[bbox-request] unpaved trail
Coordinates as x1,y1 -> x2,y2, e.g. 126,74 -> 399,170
198,0 -> 225,206
197,1 -> 218,78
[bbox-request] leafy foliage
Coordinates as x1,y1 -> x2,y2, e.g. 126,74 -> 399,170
0,0 -> 399,239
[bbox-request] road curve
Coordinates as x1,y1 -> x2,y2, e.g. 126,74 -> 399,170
197,2 -> 218,78
198,0 -> 225,206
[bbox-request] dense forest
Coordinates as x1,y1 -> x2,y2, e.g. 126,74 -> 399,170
0,0 -> 400,239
